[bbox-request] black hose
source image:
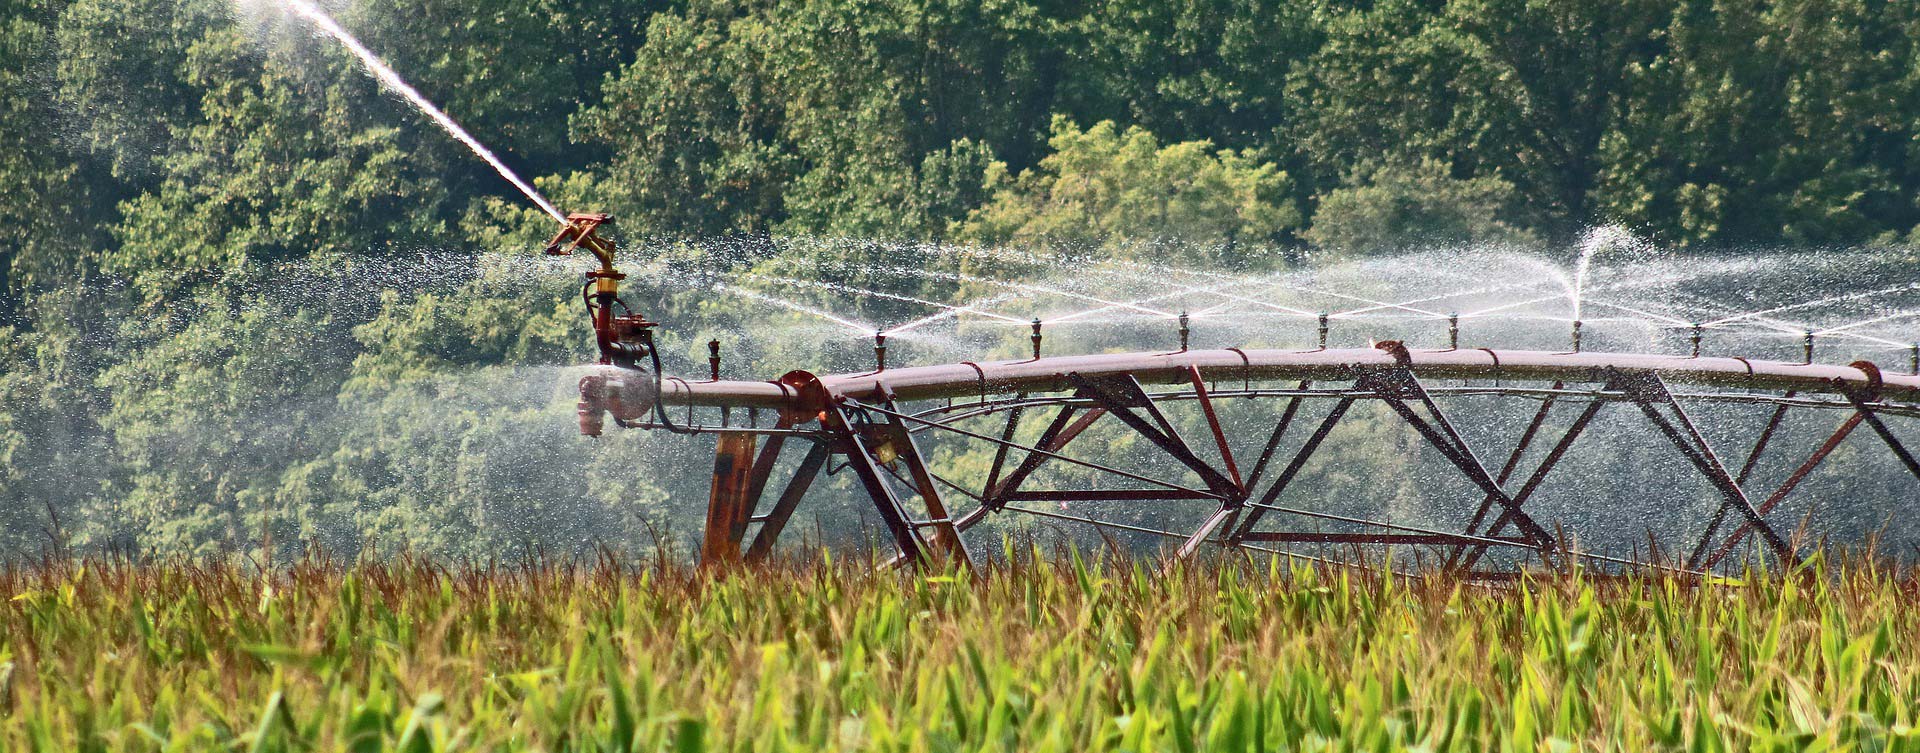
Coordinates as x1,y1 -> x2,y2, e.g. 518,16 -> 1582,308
643,328 -> 699,435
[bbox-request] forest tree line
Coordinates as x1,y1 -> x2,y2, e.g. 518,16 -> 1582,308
4,0 -> 1920,557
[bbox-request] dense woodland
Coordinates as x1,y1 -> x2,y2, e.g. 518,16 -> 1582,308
6,0 -> 1920,558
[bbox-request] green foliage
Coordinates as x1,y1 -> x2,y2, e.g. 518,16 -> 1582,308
6,556 -> 1920,750
1305,158 -> 1537,255
959,118 -> 1299,265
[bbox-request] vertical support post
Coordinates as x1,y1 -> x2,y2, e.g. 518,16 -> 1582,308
702,432 -> 759,566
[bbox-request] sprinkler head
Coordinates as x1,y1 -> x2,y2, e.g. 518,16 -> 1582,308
1803,330 -> 1815,364
708,339 -> 722,381
1689,324 -> 1704,358
1178,311 -> 1190,352
1570,320 -> 1584,353
1030,318 -> 1044,360
1317,313 -> 1329,350
544,212 -> 613,256
1447,313 -> 1460,350
873,331 -> 888,372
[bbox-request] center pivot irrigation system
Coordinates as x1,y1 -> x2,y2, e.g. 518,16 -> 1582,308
547,214 -> 1920,577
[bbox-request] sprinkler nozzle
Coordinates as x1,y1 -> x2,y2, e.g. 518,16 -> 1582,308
873,332 -> 888,372
1570,320 -> 1583,353
1030,318 -> 1044,360
708,339 -> 722,381
1178,311 -> 1190,352
1689,324 -> 1703,358
1317,313 -> 1330,351
1803,330 -> 1815,364
1447,313 -> 1460,350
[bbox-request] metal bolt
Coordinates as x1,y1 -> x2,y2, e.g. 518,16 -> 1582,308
1178,311 -> 1190,352
1031,318 -> 1044,360
873,332 -> 888,372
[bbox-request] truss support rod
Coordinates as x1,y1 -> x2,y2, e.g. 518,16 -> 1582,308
857,401 -> 1213,499
825,400 -> 934,566
1841,388 -> 1920,482
1227,397 -> 1355,543
742,442 -> 831,563
980,396 -> 1028,502
1187,366 -> 1243,488
879,388 -> 974,569
1700,413 -> 1862,570
985,407 -> 1113,506
1244,380 -> 1311,491
1244,501 -> 1536,551
1358,364 -> 1558,555
1456,380 -> 1564,543
1068,373 -> 1242,497
1687,398 -> 1795,569
1619,371 -> 1799,566
1453,397 -> 1606,572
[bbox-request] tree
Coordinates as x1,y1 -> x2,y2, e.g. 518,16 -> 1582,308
957,118 -> 1299,266
1304,158 -> 1536,255
1591,0 -> 1920,245
1289,0 -> 1668,236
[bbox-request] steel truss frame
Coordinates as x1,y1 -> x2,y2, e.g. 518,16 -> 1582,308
622,345 -> 1920,577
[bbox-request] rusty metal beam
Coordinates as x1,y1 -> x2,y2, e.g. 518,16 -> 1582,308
1187,365 -> 1243,489
742,442 -> 830,563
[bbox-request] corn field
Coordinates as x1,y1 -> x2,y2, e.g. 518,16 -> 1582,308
3,548 -> 1919,751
